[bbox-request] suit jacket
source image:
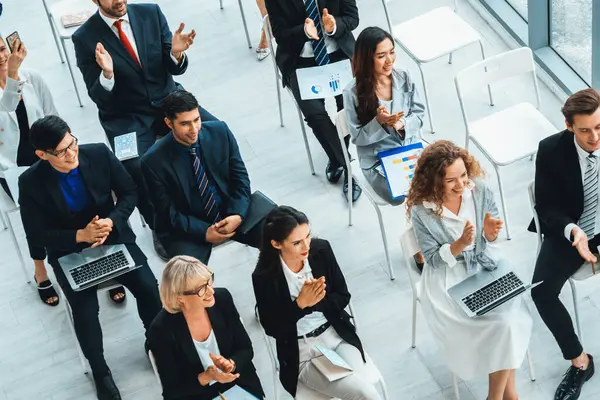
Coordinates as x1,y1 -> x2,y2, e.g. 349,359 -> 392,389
528,130 -> 583,238
18,143 -> 142,263
72,4 -> 188,143
140,122 -> 251,242
252,238 -> 365,397
147,288 -> 264,400
265,0 -> 359,86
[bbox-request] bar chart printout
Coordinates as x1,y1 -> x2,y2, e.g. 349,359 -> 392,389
378,142 -> 424,200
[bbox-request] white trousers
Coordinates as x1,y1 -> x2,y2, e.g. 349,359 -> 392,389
297,327 -> 381,400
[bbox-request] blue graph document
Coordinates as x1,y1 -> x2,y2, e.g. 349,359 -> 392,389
378,142 -> 424,200
114,132 -> 138,161
296,59 -> 353,100
311,344 -> 354,381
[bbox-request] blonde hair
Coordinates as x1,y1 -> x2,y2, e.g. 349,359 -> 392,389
160,255 -> 213,313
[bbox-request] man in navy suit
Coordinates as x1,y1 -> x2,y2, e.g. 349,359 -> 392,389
141,90 -> 264,263
72,0 -> 217,259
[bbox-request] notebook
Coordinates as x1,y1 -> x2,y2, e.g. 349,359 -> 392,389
114,132 -> 138,161
237,191 -> 277,235
212,385 -> 260,400
377,142 -> 424,200
61,10 -> 94,28
310,344 -> 354,382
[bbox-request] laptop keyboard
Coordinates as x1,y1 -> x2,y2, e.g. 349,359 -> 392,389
70,250 -> 129,286
462,272 -> 524,313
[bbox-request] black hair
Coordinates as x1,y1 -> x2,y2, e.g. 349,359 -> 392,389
255,206 -> 310,274
29,115 -> 71,151
162,89 -> 200,120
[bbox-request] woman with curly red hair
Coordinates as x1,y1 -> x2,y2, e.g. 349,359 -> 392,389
407,141 -> 532,400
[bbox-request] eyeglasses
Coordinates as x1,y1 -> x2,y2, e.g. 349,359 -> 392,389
182,273 -> 215,297
46,136 -> 79,159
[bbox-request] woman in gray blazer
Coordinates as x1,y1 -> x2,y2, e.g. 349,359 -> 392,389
343,27 -> 425,204
407,141 -> 532,400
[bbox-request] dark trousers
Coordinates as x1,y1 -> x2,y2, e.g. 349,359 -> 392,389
532,234 -> 600,360
287,50 -> 349,169
51,246 -> 161,376
112,106 -> 218,230
163,219 -> 264,264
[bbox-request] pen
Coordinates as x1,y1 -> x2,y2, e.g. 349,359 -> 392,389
218,393 -> 227,400
593,261 -> 596,275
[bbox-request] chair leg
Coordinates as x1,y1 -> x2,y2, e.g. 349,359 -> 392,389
295,104 -> 316,175
219,0 -> 224,10
61,38 -> 84,107
0,209 -> 7,230
416,62 -> 435,134
62,291 -> 89,374
411,295 -> 417,348
374,204 -> 394,280
526,348 -> 536,381
236,0 -> 252,48
6,210 -> 31,284
569,279 -> 583,344
48,15 -> 66,63
379,378 -> 390,400
348,171 -> 353,226
478,40 -> 494,106
276,76 -> 284,128
448,52 -> 453,64
452,374 -> 460,400
494,165 -> 511,240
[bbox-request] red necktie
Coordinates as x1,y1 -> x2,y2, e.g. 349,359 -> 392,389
113,19 -> 141,67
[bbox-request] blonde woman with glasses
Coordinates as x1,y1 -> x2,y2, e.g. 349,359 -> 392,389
147,256 -> 264,400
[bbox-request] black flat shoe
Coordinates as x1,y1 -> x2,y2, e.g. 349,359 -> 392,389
33,275 -> 59,307
152,231 -> 169,261
343,178 -> 362,202
555,354 -> 595,400
94,370 -> 121,400
326,161 -> 344,183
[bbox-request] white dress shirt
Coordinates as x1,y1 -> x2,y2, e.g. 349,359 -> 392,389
300,3 -> 338,58
193,329 -> 221,385
564,136 -> 600,240
97,11 -> 184,91
280,256 -> 328,336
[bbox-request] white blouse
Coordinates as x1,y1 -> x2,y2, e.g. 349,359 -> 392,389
193,329 -> 221,385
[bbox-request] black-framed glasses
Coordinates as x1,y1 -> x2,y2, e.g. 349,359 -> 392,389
182,273 -> 215,297
46,136 -> 78,159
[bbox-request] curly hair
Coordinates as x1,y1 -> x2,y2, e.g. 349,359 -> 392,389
406,140 -> 484,216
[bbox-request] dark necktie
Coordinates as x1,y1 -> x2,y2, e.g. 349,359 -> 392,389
580,153 -> 598,238
304,0 -> 330,66
113,19 -> 141,67
189,147 -> 222,223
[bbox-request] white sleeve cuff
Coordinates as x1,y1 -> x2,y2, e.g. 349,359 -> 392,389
99,72 -> 115,92
565,223 -> 578,242
439,244 -> 457,268
325,23 -> 337,36
170,52 -> 186,65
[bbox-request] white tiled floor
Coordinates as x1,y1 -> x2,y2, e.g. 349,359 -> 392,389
2,0 -> 599,399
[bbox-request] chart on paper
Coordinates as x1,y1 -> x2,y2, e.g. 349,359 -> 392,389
378,142 -> 424,200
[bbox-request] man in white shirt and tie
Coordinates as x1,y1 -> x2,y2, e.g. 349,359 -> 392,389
530,88 -> 600,400
73,0 -> 218,261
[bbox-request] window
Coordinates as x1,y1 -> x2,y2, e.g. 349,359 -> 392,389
506,0 -> 527,20
550,0 -> 592,83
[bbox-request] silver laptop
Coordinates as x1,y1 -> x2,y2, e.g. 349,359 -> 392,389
58,244 -> 137,291
448,262 -> 541,318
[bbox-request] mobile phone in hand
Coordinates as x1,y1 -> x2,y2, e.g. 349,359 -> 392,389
6,31 -> 20,53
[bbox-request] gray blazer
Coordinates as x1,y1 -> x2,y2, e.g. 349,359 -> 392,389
343,67 -> 425,169
410,180 -> 500,272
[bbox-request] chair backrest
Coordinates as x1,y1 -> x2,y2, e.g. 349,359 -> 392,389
334,110 -> 353,172
3,166 -> 28,206
262,16 -> 282,81
148,350 -> 162,388
399,227 -> 422,296
527,181 -> 543,256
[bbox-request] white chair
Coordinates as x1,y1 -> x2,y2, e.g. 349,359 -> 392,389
148,349 -> 162,387
335,110 -> 397,280
262,15 -> 316,176
219,0 -> 252,49
399,227 -> 536,400
528,181 -> 598,343
41,0 -> 90,107
387,0 -> 493,133
258,302 -> 389,400
455,47 -> 557,240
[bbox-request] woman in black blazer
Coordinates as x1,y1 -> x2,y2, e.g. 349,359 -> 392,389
147,256 -> 264,400
252,206 -> 381,399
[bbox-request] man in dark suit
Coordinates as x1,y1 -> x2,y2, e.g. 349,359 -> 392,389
19,116 -> 161,400
531,88 -> 600,400
141,90 -> 264,263
266,0 -> 362,201
72,0 -> 217,258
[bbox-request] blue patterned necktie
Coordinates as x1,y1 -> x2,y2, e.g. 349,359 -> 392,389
304,0 -> 330,66
580,153 -> 599,239
189,147 -> 222,224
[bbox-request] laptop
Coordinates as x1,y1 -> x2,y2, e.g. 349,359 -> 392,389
58,244 -> 137,291
448,262 -> 541,318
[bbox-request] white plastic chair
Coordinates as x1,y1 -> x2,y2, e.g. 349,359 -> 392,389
41,0 -> 90,107
386,0 -> 493,133
399,227 -> 536,400
528,181 -> 598,343
148,349 -> 162,387
455,47 -> 557,240
335,110 -> 397,280
218,0 -> 252,49
258,302 -> 389,400
262,15 -> 316,176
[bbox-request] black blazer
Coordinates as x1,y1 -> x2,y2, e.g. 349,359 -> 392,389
18,144 -> 143,263
529,130 -> 583,238
265,0 -> 359,86
72,4 -> 188,142
147,288 -> 264,400
252,238 -> 365,397
140,122 -> 251,242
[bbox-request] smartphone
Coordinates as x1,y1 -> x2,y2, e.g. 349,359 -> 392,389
6,31 -> 20,53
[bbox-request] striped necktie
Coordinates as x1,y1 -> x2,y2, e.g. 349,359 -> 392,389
189,147 -> 222,224
580,153 -> 598,238
304,0 -> 330,66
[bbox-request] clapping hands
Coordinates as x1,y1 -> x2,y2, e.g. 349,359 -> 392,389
483,212 -> 503,242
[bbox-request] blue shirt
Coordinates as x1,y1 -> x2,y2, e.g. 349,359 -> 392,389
54,167 -> 92,213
